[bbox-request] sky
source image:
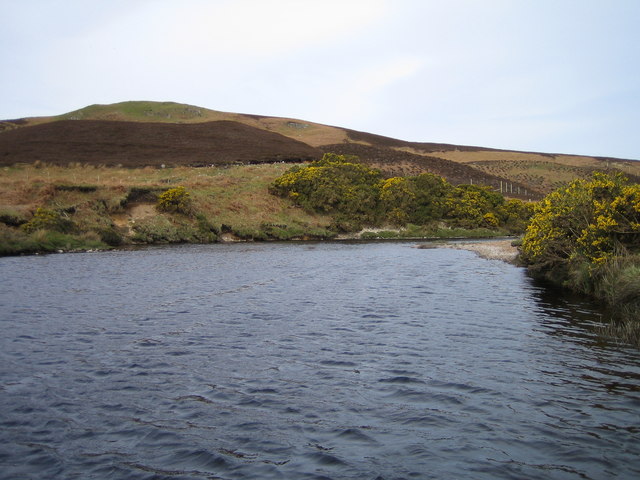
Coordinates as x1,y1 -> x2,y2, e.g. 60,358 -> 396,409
1,0 -> 639,160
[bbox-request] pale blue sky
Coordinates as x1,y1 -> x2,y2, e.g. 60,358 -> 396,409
1,0 -> 639,159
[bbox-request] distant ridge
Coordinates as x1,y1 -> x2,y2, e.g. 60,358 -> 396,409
1,100 -> 638,198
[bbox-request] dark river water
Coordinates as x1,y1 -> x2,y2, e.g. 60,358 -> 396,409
1,242 -> 639,480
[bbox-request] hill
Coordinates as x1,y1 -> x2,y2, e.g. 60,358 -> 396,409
0,119 -> 320,167
1,100 -> 639,199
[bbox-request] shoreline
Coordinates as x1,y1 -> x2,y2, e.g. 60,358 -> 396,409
1,234 -> 521,258
416,238 -> 520,263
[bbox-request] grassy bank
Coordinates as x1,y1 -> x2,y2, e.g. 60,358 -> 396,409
526,255 -> 640,347
569,256 -> 640,346
0,163 -> 336,254
356,225 -> 506,240
1,162 -> 528,256
520,173 -> 640,347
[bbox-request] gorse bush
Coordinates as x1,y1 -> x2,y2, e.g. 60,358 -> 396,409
270,153 -> 534,233
520,172 -> 640,343
270,153 -> 383,223
521,172 -> 640,270
156,186 -> 192,214
444,184 -> 505,229
499,198 -> 536,233
22,207 -> 75,234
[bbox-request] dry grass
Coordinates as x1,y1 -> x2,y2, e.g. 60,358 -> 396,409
251,117 -> 349,147
428,150 -> 598,167
393,150 -> 640,195
0,163 -> 333,243
465,160 -> 593,194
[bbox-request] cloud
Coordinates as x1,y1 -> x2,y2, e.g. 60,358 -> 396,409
171,0 -> 387,57
322,56 -> 424,125
20,0 -> 389,114
73,0 -> 388,62
1,0 -> 639,158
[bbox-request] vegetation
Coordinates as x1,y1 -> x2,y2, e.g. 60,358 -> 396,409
0,224 -> 106,255
2,151 -> 637,346
0,154 -> 534,255
433,149 -> 640,196
156,186 -> 192,214
360,225 -> 503,240
21,207 -> 76,234
0,162 -> 335,254
270,153 -> 534,234
520,173 -> 640,344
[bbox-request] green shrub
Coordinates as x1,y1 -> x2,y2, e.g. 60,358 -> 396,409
131,216 -> 190,243
444,184 -> 505,229
96,226 -> 124,246
22,207 -> 75,234
406,173 -> 454,224
498,199 -> 536,233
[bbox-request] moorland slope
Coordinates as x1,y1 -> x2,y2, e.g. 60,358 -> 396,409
1,100 -> 639,199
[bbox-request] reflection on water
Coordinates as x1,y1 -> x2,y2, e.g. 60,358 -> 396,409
0,242 -> 639,480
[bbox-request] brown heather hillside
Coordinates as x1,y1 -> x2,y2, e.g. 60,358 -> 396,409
0,119 -> 321,167
1,101 -> 639,198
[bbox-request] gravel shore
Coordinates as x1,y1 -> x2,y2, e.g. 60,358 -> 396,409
417,238 -> 520,263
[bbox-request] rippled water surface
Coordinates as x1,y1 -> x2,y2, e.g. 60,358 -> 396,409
1,242 -> 639,479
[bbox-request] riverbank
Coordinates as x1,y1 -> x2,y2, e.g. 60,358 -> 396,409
0,162 -> 523,256
416,238 -> 520,263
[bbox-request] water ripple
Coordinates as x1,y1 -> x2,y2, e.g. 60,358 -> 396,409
0,242 -> 639,479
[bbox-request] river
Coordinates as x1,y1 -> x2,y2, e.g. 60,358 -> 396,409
1,242 -> 639,479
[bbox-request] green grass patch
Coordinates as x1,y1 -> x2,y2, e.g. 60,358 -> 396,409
360,224 -> 505,240
0,225 -> 107,255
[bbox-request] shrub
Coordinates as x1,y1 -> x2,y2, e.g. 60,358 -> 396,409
270,153 -> 383,226
96,226 -> 124,246
131,216 -> 192,243
270,153 -> 516,233
407,173 -> 453,224
498,199 -> 536,233
21,207 -> 75,234
521,172 -> 640,269
444,184 -> 505,229
520,173 -> 640,342
156,186 -> 192,214
380,177 -> 416,225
